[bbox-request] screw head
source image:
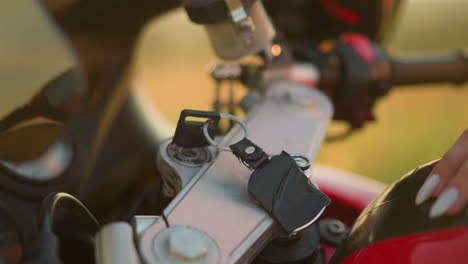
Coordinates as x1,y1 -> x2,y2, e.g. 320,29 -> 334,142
244,146 -> 256,154
168,228 -> 208,260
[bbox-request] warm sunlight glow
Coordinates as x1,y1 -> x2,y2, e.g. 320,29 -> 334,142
271,44 -> 282,57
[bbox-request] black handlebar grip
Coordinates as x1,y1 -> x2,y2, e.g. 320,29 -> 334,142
391,53 -> 468,86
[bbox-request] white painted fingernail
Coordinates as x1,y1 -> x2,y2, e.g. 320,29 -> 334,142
415,174 -> 440,205
429,187 -> 459,218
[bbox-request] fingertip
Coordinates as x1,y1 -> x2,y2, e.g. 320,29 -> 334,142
445,191 -> 468,216
429,187 -> 459,219
415,173 -> 440,205
446,206 -> 462,216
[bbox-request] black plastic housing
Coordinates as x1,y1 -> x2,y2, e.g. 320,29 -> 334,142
185,0 -> 256,24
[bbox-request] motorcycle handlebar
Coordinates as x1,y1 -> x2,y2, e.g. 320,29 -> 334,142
313,39 -> 468,128
391,53 -> 468,86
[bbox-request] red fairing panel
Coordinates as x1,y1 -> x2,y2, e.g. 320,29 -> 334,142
319,0 -> 362,25
323,242 -> 337,262
313,165 -> 386,263
314,165 -> 385,212
340,226 -> 468,264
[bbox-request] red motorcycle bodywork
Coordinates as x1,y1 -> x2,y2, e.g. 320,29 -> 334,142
339,226 -> 468,264
314,163 -> 468,264
314,165 -> 385,262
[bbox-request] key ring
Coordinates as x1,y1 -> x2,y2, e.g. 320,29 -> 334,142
202,113 -> 249,152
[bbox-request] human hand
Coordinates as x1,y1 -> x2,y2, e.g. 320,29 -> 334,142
415,129 -> 468,218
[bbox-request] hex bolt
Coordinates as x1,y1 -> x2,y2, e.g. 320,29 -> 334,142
244,146 -> 256,154
168,228 -> 209,261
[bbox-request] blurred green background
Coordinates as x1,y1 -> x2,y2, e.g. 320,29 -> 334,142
133,0 -> 468,184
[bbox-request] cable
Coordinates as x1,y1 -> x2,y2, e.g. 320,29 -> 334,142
38,192 -> 99,235
123,183 -> 162,222
33,192 -> 99,264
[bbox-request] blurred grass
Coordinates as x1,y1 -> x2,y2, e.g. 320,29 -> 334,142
134,1 -> 468,184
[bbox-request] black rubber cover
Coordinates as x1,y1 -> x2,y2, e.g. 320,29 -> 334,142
330,160 -> 468,264
253,225 -> 324,264
249,154 -> 331,233
230,138 -> 269,169
185,0 -> 257,24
